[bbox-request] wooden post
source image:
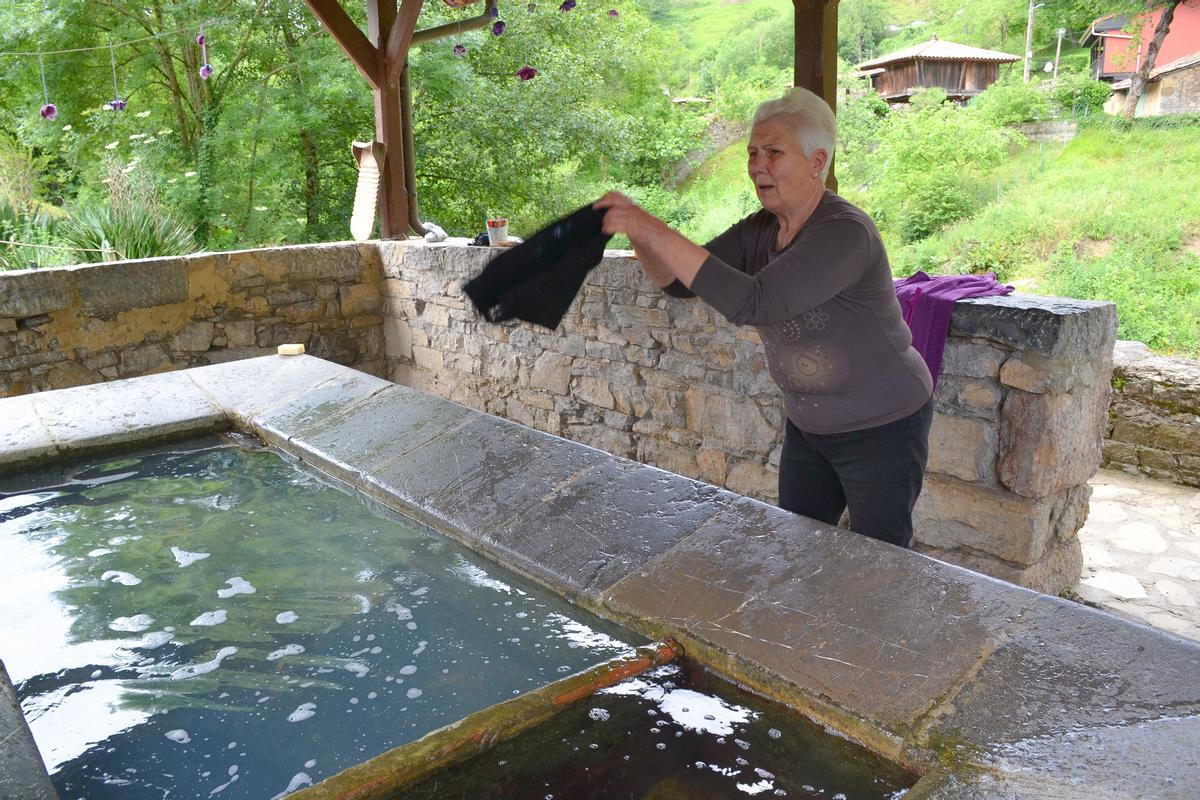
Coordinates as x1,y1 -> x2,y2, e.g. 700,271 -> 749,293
792,0 -> 839,191
366,0 -> 410,239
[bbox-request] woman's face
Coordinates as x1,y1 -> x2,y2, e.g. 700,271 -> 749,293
747,117 -> 827,216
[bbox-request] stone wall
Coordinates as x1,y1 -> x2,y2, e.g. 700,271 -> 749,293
0,244 -> 385,397
1105,340 -> 1200,487
0,240 -> 1119,594
1154,62 -> 1200,115
378,240 -> 1117,594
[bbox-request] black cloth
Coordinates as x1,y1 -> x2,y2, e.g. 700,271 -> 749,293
463,204 -> 612,330
778,397 -> 933,548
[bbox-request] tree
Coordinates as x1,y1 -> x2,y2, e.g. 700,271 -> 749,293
1123,1 -> 1180,117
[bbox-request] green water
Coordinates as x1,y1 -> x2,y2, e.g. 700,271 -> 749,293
0,437 -> 641,799
400,659 -> 915,799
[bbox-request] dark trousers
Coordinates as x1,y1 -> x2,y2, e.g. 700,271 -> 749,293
778,398 -> 933,548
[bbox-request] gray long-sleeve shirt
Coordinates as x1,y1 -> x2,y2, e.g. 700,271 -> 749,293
670,191 -> 932,434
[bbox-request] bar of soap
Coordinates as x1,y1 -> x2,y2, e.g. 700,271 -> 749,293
277,343 -> 306,356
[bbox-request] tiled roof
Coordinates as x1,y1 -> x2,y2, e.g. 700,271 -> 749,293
856,37 -> 1020,69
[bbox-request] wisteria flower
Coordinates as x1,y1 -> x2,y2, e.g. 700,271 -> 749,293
559,0 -> 575,10
488,4 -> 499,16
517,65 -> 538,80
40,103 -> 57,120
453,43 -> 467,56
199,63 -> 213,79
491,20 -> 505,35
196,33 -> 206,46
608,8 -> 618,15
107,98 -> 126,112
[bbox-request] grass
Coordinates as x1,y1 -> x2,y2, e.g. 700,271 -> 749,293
649,0 -> 792,64
897,121 -> 1200,356
676,136 -> 756,242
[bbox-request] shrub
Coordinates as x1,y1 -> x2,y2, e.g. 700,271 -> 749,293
0,201 -> 65,270
969,75 -> 1051,126
63,204 -> 195,262
1049,72 -> 1111,117
897,174 -> 974,243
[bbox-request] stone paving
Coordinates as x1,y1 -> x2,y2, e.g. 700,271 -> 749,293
1074,467 -> 1200,641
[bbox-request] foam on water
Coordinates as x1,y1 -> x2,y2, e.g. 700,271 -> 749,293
275,611 -> 299,624
164,730 -> 191,744
100,571 -> 141,586
171,547 -> 210,567
170,646 -> 237,680
266,644 -> 306,661
109,614 -> 154,632
287,703 -> 317,723
216,577 -> 255,598
270,772 -> 313,800
189,610 -> 228,627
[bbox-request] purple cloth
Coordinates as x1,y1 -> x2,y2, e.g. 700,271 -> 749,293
893,271 -> 1013,387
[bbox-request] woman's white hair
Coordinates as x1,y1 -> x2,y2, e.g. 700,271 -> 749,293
752,87 -> 837,181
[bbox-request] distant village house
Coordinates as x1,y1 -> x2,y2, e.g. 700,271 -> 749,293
853,36 -> 1019,105
1083,0 -> 1200,116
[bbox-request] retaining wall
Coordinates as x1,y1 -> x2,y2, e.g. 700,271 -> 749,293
1105,339 -> 1200,487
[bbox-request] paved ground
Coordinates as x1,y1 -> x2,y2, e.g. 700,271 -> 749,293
1073,468 -> 1200,641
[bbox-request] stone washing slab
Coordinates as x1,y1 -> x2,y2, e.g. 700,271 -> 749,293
360,412 -> 724,598
0,267 -> 74,318
0,394 -> 58,472
250,368 -> 392,448
28,370 -> 224,455
186,354 -> 356,423
602,497 -> 1037,735
273,383 -> 477,487
73,257 -> 189,316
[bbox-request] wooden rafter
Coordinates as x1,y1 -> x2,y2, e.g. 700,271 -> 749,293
792,0 -> 839,190
304,0 -> 381,88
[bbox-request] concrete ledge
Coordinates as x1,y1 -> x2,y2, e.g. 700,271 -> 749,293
0,660 -> 57,800
3,356 -> 1198,799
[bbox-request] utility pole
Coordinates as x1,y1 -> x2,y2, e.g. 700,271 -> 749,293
1023,0 -> 1037,82
1053,27 -> 1065,79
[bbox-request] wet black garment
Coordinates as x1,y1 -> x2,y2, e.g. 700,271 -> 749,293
463,204 -> 612,330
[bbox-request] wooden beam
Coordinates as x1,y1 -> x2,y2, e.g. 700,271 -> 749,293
382,0 -> 424,86
792,0 -> 839,190
304,0 -> 380,88
368,0 -> 410,238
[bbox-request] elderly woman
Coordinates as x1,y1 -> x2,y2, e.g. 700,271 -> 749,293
595,87 -> 933,548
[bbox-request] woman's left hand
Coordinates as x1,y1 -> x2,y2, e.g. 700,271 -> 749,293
594,192 -> 664,243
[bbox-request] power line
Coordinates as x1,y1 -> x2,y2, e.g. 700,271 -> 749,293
0,17 -> 231,58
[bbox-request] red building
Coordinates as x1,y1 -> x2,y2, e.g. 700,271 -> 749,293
1083,0 -> 1200,81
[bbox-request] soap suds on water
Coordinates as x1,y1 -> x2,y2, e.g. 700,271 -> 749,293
270,772 -> 313,800
165,729 -> 191,744
101,570 -> 141,586
109,614 -> 154,632
171,547 -> 210,567
217,577 -> 256,598
287,703 -> 317,723
170,647 -> 237,680
275,611 -> 298,624
190,610 -> 228,627
266,644 -> 305,661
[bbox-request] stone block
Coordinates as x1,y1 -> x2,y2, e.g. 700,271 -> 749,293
172,321 -> 215,353
279,243 -> 363,282
934,375 -> 1002,420
0,318 -> 15,333
280,301 -> 324,324
412,345 -> 443,374
998,387 -> 1109,498
914,474 -> 1083,567
119,344 -> 169,375
0,268 -> 74,318
44,361 -> 102,391
940,339 -> 1004,379
252,367 -> 391,446
684,388 -> 777,454
636,438 -> 699,478
529,351 -> 572,395
77,259 -> 189,315
338,282 -> 381,317
223,320 -> 256,348
383,318 -> 413,360
187,354 -> 356,422
999,353 -> 1071,394
725,459 -> 775,500
575,376 -> 616,410
696,447 -> 727,485
950,293 -> 1117,360
927,411 -> 997,483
